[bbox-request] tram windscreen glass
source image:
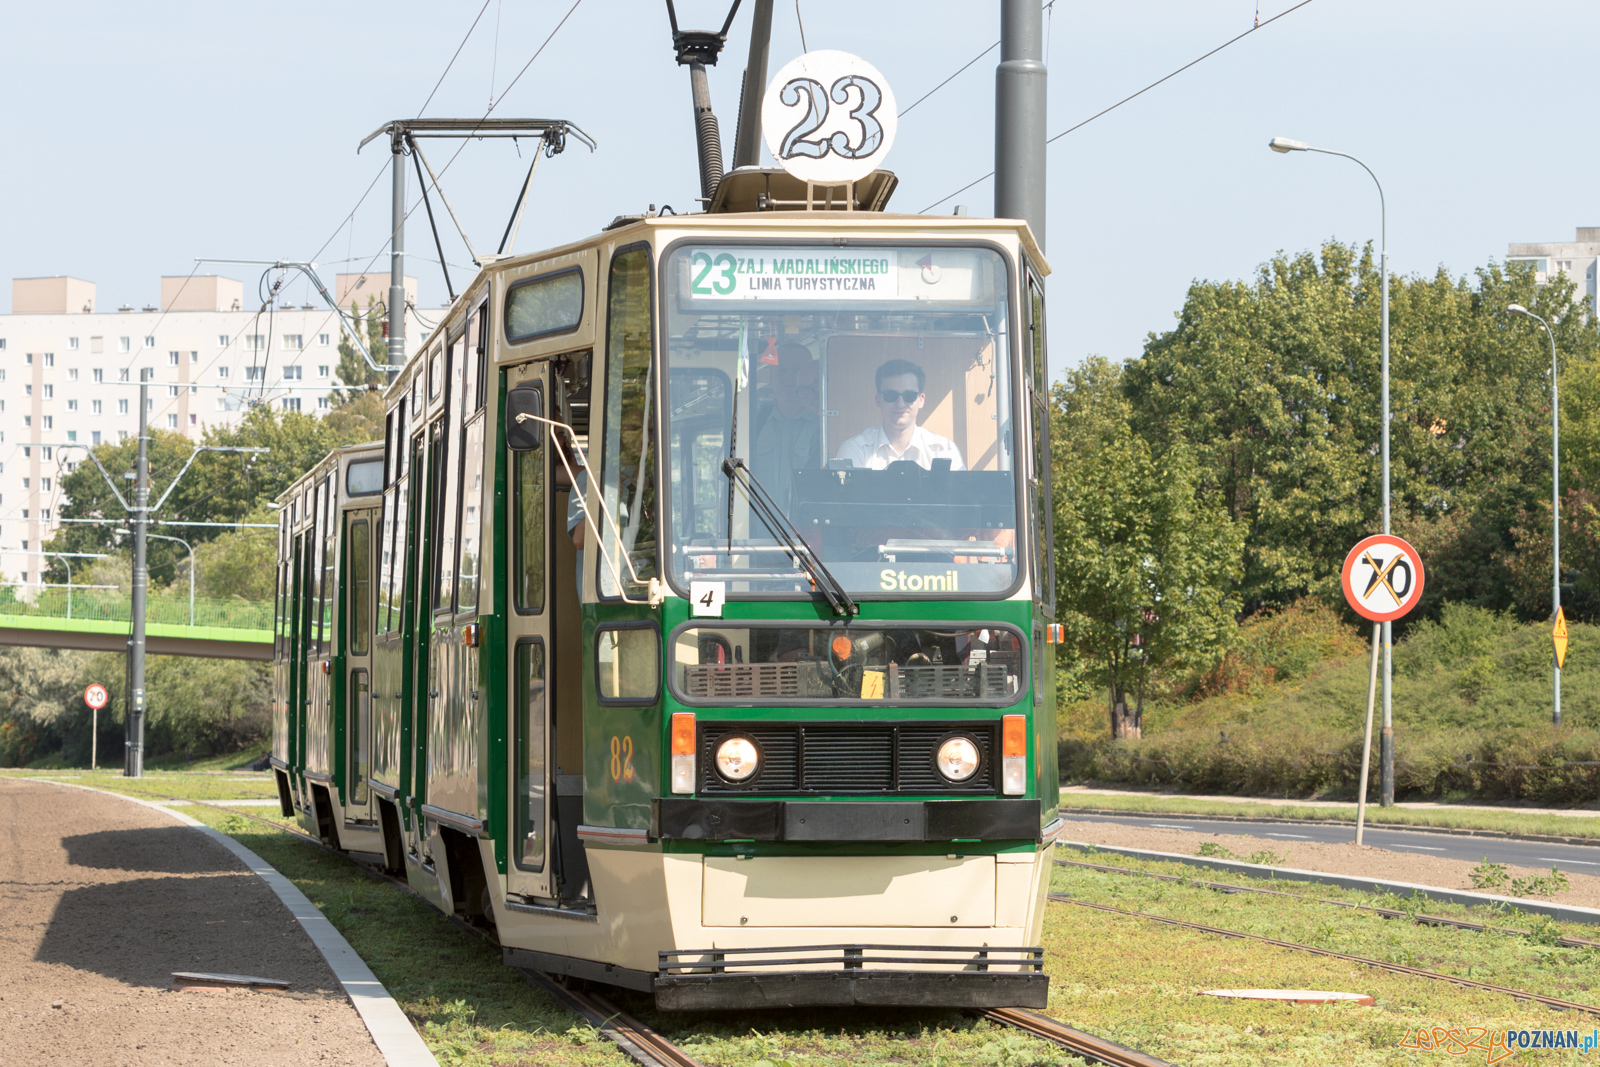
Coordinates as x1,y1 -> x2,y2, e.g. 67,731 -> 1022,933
663,245 -> 1016,596
671,624 -> 1024,704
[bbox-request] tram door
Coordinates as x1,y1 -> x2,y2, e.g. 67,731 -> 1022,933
503,361 -> 555,902
344,508 -> 375,824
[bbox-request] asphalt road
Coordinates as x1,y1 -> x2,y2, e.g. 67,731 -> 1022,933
1063,812 -> 1600,878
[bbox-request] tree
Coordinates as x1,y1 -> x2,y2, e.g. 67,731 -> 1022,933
333,296 -> 388,404
1125,243 -> 1600,615
1052,359 -> 1245,737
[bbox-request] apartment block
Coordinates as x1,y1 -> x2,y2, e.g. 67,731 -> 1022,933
1507,227 -> 1600,313
0,272 -> 424,590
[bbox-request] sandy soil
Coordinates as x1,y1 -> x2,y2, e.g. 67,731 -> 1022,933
1056,819 -> 1600,910
0,778 -> 386,1066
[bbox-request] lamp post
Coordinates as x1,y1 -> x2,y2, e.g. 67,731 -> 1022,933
1508,303 -> 1561,725
145,533 -> 197,627
5,550 -> 109,618
1269,136 -> 1395,804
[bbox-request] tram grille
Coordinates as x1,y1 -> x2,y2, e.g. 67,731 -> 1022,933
683,662 -> 799,699
698,721 -> 1000,795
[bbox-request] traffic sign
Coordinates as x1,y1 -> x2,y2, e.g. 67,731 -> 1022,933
762,50 -> 898,185
84,683 -> 109,710
1341,534 -> 1426,622
1554,606 -> 1569,669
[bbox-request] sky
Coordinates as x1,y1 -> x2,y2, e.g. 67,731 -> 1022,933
2,0 -> 1596,379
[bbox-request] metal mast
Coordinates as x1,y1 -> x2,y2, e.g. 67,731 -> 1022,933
996,0 -> 1047,251
387,133 -> 407,382
126,381 -> 149,777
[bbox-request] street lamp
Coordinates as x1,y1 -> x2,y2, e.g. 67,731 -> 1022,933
1508,303 -> 1562,726
145,533 -> 197,627
1270,135 -> 1395,805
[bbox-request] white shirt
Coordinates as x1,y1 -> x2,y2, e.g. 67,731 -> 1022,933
834,424 -> 966,471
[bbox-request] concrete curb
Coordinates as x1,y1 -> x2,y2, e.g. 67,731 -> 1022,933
1058,804 -> 1600,848
17,778 -> 438,1067
1055,839 -> 1600,927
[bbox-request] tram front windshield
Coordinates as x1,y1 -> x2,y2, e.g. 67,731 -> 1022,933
663,244 -> 1016,597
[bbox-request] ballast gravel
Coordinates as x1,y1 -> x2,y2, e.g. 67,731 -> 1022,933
0,778 -> 387,1066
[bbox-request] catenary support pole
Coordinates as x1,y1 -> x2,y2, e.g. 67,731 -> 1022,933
996,0 -> 1047,252
1551,319 -> 1562,727
1379,188 -> 1393,807
1355,621 -> 1380,845
127,382 -> 149,778
732,0 -> 773,170
387,131 -> 407,384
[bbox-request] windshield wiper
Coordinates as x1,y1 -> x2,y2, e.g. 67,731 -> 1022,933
721,457 -> 858,617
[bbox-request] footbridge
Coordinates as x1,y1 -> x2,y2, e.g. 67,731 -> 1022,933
0,588 -> 272,661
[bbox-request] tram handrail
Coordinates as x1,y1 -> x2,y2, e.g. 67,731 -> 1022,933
514,411 -> 665,607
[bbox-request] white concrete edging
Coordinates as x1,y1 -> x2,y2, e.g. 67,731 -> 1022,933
20,779 -> 438,1067
1057,839 -> 1600,927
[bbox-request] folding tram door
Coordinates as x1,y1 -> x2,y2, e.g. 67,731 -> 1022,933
343,504 -> 378,832
501,354 -> 592,910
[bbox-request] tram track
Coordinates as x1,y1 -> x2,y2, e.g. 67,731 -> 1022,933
1048,893 -> 1600,1018
1055,855 -> 1600,949
979,1008 -> 1175,1067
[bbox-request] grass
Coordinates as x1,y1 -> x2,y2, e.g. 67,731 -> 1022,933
1055,789 -> 1600,840
0,766 -> 278,801
1061,602 -> 1600,804
1045,847 -> 1600,1064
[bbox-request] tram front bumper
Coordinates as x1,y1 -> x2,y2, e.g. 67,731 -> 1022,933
653,944 -> 1048,1011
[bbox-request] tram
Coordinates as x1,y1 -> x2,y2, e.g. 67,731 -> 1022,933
272,168 -> 1061,1009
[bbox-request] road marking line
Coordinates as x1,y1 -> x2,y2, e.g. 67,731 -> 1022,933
1539,857 -> 1600,866
1393,845 -> 1445,851
1148,823 -> 1194,830
1264,833 -> 1311,839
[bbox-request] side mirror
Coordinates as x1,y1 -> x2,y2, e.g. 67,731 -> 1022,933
505,385 -> 544,451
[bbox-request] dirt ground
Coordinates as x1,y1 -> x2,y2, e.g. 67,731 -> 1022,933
0,778 -> 386,1066
1057,819 -> 1600,910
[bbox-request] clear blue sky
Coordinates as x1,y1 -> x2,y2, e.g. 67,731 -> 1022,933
2,0 -> 1594,378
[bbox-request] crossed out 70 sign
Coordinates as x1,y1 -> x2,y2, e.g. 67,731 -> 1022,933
1341,534 -> 1426,622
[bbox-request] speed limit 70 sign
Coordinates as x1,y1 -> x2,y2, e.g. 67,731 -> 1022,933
84,684 -> 109,710
1342,534 -> 1426,622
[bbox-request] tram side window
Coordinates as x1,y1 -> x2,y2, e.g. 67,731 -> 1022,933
348,520 -> 371,656
321,473 -> 336,653
514,639 -> 547,871
310,481 -> 327,654
455,302 -> 488,615
595,624 -> 660,703
1027,273 -> 1054,613
513,409 -> 546,614
598,246 -> 657,598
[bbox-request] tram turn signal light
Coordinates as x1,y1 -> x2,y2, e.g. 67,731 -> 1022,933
1002,715 -> 1026,795
671,713 -> 696,794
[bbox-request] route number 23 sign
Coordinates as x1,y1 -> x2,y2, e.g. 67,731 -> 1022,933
762,50 -> 899,185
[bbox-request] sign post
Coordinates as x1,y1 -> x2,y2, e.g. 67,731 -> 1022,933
84,683 -> 109,771
1342,534 -> 1426,843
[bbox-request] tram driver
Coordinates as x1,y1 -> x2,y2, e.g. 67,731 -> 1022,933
834,358 -> 966,471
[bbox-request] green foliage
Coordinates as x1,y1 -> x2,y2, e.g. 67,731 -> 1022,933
1509,868 -> 1569,899
1124,243 -> 1600,616
1469,860 -> 1509,891
1051,358 -> 1245,719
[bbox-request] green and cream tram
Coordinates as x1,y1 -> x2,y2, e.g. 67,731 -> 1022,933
273,182 -> 1061,1009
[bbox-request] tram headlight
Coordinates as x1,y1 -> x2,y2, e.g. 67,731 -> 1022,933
935,736 -> 981,783
714,736 -> 760,783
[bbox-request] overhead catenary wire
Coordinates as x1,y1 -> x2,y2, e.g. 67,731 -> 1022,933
919,0 -> 1319,213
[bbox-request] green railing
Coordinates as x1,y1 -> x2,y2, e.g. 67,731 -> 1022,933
0,587 -> 274,632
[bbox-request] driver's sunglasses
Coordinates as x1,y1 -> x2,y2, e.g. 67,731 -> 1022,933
879,389 -> 921,404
